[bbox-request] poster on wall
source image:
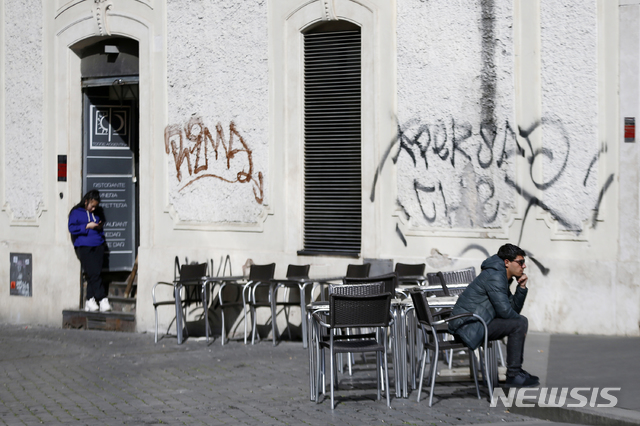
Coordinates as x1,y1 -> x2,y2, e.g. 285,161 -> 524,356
10,253 -> 32,297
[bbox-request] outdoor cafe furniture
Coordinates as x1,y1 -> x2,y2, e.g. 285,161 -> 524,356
313,289 -> 393,409
390,291 -> 459,398
306,284 -> 459,402
224,263 -> 276,345
408,288 -> 493,406
152,259 -> 208,344
207,274 -> 248,345
427,266 -> 476,296
395,263 -> 427,289
309,263 -> 371,303
269,264 -> 311,346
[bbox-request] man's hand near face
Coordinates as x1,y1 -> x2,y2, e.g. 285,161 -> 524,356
517,273 -> 528,289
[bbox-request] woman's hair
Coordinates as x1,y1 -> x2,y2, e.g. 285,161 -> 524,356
69,190 -> 101,217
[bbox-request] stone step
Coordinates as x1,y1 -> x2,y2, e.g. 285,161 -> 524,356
108,280 -> 136,298
108,296 -> 136,313
62,310 -> 136,332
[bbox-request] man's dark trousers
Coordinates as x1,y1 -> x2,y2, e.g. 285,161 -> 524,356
486,316 -> 528,377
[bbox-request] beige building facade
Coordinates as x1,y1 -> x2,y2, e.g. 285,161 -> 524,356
0,0 -> 638,337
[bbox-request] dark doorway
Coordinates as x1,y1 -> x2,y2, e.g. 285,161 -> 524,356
79,37 -> 139,273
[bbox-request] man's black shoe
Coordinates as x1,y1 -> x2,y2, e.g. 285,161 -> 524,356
520,369 -> 539,382
504,370 -> 540,388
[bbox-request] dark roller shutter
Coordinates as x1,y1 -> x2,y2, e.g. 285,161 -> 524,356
299,27 -> 362,256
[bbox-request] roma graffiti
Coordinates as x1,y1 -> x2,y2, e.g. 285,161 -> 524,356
164,116 -> 264,204
373,116 -> 614,274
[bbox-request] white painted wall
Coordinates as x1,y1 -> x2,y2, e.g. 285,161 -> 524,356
396,0 -> 516,231
2,0 -> 43,221
0,0 -> 636,338
540,0 -> 599,232
164,0 -> 269,224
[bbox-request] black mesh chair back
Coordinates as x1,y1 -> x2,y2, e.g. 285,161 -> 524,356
329,282 -> 384,297
286,264 -> 310,279
437,266 -> 476,296
330,293 -> 392,329
343,272 -> 397,297
345,263 -> 371,278
395,262 -> 426,276
179,263 -> 208,304
408,288 -> 437,326
426,272 -> 448,296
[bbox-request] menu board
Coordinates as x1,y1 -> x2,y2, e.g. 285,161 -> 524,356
86,177 -> 136,271
83,93 -> 137,272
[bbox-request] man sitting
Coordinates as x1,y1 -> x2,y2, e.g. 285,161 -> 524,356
448,243 -> 539,388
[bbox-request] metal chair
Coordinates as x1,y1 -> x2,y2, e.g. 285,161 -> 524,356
152,257 -> 208,343
311,263 -> 372,302
395,263 -> 426,286
313,290 -> 392,409
346,263 -> 371,278
435,266 -> 476,296
408,288 -> 492,406
344,272 -> 398,298
340,274 -> 398,382
247,263 -> 277,344
270,264 -> 311,345
308,282 -> 385,400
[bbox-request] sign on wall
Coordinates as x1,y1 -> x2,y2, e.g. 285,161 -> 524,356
10,253 -> 32,297
83,90 -> 138,272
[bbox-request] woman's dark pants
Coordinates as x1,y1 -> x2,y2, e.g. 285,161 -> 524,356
76,245 -> 106,302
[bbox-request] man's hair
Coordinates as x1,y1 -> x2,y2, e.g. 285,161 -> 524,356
497,243 -> 526,261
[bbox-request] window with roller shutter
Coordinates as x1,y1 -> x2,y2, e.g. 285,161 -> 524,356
298,22 -> 362,257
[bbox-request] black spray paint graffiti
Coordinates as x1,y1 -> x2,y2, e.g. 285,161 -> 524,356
374,117 -> 520,227
373,117 -> 614,275
164,116 -> 264,204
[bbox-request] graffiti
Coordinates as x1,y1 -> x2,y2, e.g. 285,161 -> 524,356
387,117 -> 520,230
395,223 -> 407,247
164,117 -> 264,204
375,116 -> 614,275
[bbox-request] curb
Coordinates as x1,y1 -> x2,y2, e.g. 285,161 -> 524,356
509,405 -> 640,426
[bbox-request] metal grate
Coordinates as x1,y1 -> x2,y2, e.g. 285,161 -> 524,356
301,28 -> 362,256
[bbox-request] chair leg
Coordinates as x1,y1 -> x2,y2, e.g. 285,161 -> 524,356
428,345 -> 440,407
376,350 -> 381,400
384,344 -> 391,408
251,306 -> 258,345
221,307 -> 227,345
270,293 -> 278,346
154,307 -> 159,344
242,288 -> 248,344
469,350 -> 481,399
497,338 -> 506,368
315,346 -> 324,403
330,347 -> 335,409
416,348 -> 427,402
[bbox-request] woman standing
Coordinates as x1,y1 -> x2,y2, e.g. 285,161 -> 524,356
68,190 -> 111,312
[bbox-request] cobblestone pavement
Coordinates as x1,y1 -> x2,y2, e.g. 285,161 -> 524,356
0,325 -> 538,425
